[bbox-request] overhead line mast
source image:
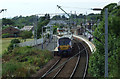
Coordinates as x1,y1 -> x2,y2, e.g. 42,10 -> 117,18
0,9 -> 7,13
57,5 -> 71,34
57,5 -> 70,17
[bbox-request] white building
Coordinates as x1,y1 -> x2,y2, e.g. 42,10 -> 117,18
20,26 -> 34,35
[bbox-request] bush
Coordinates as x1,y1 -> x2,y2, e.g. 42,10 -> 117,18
2,60 -> 29,77
2,33 -> 11,38
7,39 -> 20,52
11,39 -> 20,44
7,43 -> 14,52
20,31 -> 33,40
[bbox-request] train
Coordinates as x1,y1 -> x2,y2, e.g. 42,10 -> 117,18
54,35 -> 73,57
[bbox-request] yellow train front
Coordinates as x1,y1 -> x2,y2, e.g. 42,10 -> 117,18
57,35 -> 72,57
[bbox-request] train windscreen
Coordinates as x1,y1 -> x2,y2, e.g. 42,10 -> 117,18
59,38 -> 70,45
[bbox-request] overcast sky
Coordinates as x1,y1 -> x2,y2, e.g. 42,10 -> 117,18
0,0 -> 119,18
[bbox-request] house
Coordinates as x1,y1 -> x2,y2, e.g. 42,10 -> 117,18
20,26 -> 34,31
71,25 -> 84,35
44,20 -> 67,34
2,26 -> 20,37
20,26 -> 34,35
46,20 -> 67,27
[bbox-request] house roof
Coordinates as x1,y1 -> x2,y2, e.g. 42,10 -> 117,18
3,26 -> 20,30
2,26 -> 20,35
21,26 -> 33,31
46,20 -> 67,27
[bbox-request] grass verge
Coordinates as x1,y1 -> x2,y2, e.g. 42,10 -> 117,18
1,38 -> 34,55
2,46 -> 53,77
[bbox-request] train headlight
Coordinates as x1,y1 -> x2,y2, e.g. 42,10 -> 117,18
58,46 -> 60,50
68,46 -> 71,48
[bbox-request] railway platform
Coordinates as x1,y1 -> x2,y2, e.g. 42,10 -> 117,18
35,35 -> 57,51
73,35 -> 96,53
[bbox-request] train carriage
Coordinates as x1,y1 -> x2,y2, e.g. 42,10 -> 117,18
54,35 -> 73,57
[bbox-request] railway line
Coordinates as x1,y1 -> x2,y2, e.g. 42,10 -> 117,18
40,39 -> 89,79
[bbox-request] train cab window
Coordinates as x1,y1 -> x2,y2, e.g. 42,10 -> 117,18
59,38 -> 70,45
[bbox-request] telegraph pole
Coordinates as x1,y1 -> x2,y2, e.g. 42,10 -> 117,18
105,8 -> 108,77
92,8 -> 108,77
35,15 -> 38,46
84,14 -> 86,36
42,27 -> 43,49
34,15 -> 38,46
74,11 -> 77,27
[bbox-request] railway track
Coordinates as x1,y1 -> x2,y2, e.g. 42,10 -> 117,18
40,39 -> 89,79
72,40 -> 89,79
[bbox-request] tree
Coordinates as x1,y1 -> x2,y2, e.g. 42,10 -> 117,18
20,31 -> 33,41
37,20 -> 49,38
45,14 -> 50,20
2,18 -> 15,26
12,15 -> 36,29
88,3 -> 120,77
7,39 -> 20,53
52,15 -> 61,20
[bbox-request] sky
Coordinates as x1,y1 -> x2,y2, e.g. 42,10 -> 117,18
0,0 -> 120,18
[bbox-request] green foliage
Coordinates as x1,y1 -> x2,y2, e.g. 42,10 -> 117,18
12,14 -> 50,29
2,60 -> 25,77
87,13 -> 101,21
7,39 -> 20,53
2,46 -> 53,77
2,18 -> 15,26
12,15 -> 35,28
7,43 -> 14,52
88,3 -> 120,77
11,39 -> 20,44
2,33 -> 11,38
20,31 -> 33,40
101,3 -> 117,19
53,26 -> 58,34
109,16 -> 120,36
37,20 -> 49,38
53,28 -> 57,34
2,25 -> 10,30
52,15 -> 67,20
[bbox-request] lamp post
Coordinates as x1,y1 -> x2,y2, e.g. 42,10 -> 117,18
92,8 -> 108,77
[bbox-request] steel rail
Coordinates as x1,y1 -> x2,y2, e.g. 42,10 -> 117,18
41,39 -> 89,79
78,41 -> 89,79
69,41 -> 81,79
52,58 -> 68,79
41,58 -> 61,78
69,41 -> 80,79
